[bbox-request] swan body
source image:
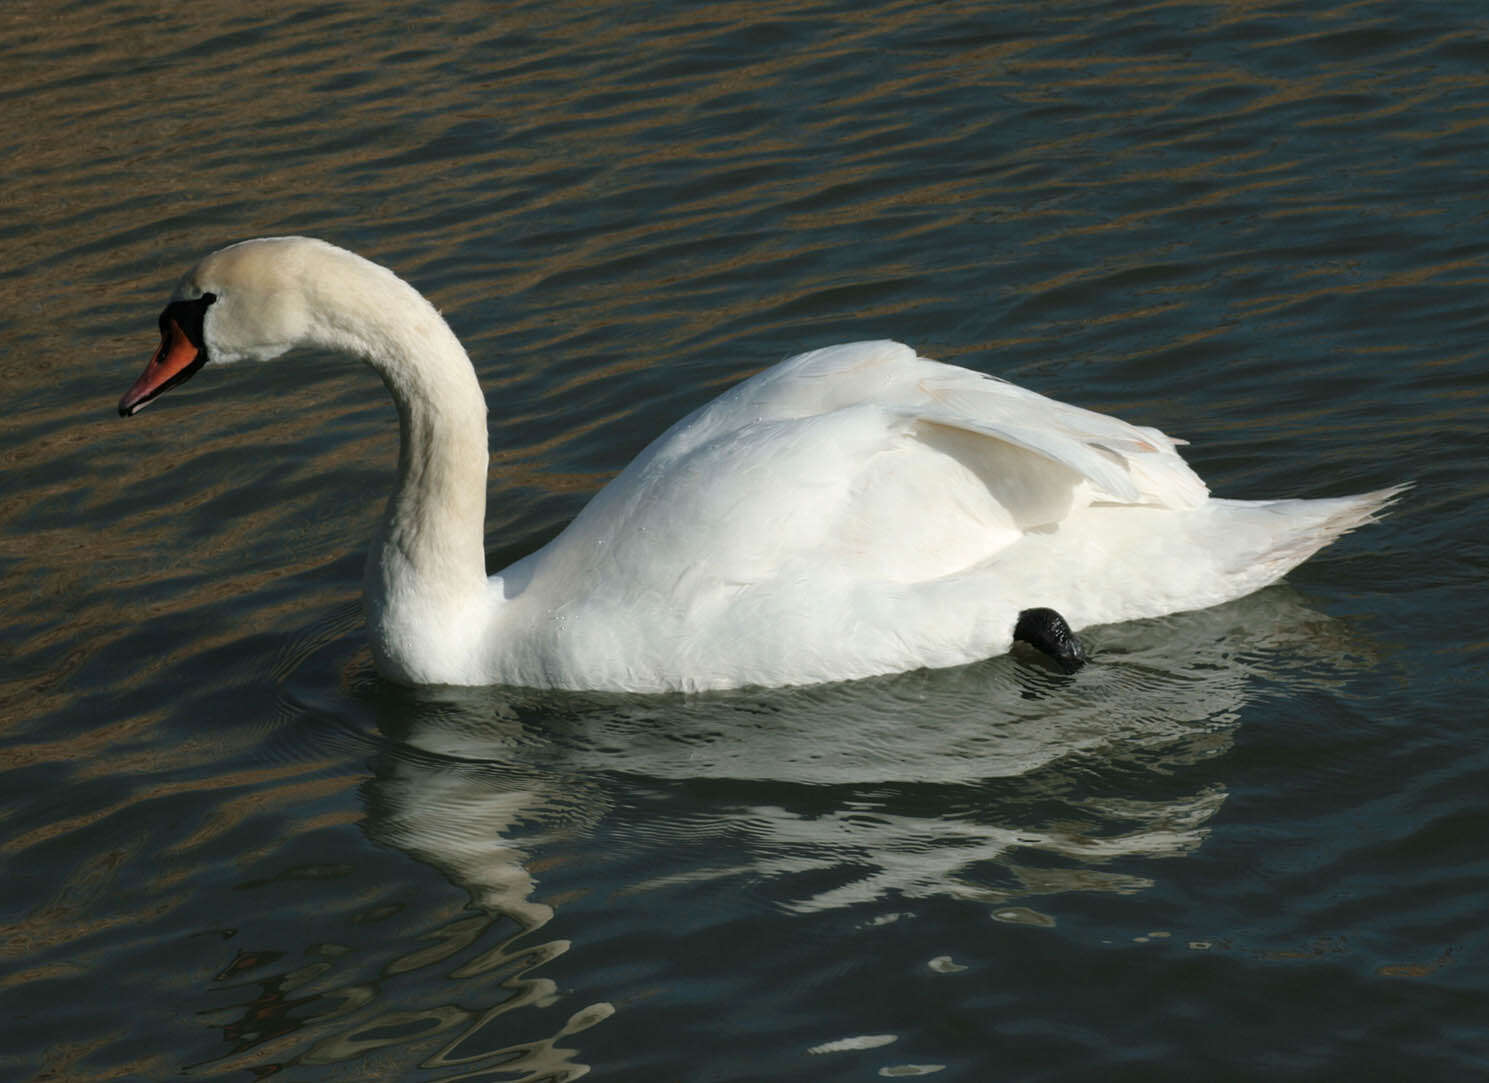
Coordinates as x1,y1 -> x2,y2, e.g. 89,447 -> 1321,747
119,237 -> 1402,692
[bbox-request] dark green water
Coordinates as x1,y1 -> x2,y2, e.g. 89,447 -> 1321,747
3,1 -> 1487,1079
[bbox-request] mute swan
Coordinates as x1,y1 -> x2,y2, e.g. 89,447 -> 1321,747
118,237 -> 1402,692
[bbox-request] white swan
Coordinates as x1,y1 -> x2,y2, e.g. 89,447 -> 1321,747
118,237 -> 1402,692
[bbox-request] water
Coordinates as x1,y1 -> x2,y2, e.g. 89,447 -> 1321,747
3,0 -> 1487,1078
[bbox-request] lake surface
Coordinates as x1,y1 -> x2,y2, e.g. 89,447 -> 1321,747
3,0 -> 1487,1079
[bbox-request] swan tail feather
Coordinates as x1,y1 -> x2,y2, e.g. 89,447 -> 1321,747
1218,483 -> 1410,583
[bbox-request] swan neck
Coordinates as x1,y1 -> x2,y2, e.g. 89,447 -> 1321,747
303,251 -> 490,677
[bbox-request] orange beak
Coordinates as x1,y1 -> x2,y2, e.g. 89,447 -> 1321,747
118,312 -> 206,416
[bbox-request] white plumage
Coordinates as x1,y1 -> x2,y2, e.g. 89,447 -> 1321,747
119,237 -> 1403,692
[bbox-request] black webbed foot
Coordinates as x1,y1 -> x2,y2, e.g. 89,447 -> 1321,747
1013,607 -> 1088,674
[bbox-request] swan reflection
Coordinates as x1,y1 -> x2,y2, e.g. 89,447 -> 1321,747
371,588 -> 1371,904
342,588 -> 1372,1073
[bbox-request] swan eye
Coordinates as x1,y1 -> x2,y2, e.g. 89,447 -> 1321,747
161,292 -> 217,351
120,292 -> 217,416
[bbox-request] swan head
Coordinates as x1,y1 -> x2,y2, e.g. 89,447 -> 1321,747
118,238 -> 326,416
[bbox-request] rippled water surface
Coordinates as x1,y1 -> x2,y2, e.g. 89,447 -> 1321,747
4,1 -> 1488,1079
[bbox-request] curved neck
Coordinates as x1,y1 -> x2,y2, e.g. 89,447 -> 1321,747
298,247 -> 490,679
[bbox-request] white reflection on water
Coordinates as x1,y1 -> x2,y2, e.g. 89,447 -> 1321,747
330,587 -> 1375,1072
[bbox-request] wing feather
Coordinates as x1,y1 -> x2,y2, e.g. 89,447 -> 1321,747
723,340 -> 1207,510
